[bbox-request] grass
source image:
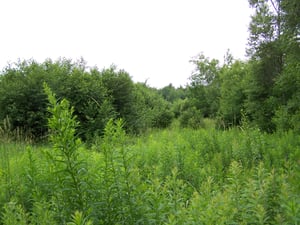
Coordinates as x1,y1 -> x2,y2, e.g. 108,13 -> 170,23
0,92 -> 299,224
0,126 -> 299,224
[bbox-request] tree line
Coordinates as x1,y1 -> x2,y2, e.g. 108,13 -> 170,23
186,0 -> 300,132
0,59 -> 176,141
0,0 -> 299,140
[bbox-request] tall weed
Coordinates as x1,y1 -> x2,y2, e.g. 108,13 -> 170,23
43,83 -> 90,222
0,113 -> 299,224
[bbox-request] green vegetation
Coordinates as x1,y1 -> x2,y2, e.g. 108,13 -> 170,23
0,60 -> 174,141
187,0 -> 300,132
0,1 -> 299,135
0,0 -> 299,223
0,103 -> 299,223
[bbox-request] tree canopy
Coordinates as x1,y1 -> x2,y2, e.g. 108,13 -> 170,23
0,0 -> 299,138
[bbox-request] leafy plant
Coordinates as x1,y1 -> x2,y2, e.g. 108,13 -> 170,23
67,211 -> 93,225
1,201 -> 28,225
43,83 -> 89,222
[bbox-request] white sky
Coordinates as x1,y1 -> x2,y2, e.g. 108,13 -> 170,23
0,0 -> 252,88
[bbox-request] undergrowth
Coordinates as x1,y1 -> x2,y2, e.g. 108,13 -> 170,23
0,86 -> 299,224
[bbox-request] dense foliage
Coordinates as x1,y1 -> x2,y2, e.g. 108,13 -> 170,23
0,59 -> 174,141
187,0 -> 300,132
0,0 -> 299,136
0,1 -> 299,223
0,92 -> 299,223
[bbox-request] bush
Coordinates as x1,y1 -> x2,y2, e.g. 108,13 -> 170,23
152,108 -> 174,128
179,106 -> 204,129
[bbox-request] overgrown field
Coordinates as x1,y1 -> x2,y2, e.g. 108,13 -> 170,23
1,124 -> 299,224
0,88 -> 299,224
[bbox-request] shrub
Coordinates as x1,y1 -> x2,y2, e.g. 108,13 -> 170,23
179,106 -> 204,129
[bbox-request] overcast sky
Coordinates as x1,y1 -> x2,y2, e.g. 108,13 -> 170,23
0,0 -> 252,88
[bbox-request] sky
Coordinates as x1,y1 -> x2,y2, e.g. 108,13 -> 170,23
0,0 -> 252,88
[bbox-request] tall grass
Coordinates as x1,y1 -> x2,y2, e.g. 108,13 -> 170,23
0,97 -> 299,224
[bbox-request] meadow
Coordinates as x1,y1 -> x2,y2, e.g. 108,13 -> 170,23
0,121 -> 299,224
0,88 -> 299,224
1,2 -> 299,222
